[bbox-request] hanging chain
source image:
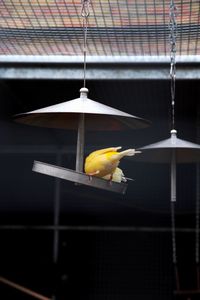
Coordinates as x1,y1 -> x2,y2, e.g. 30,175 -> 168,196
169,0 -> 180,291
81,0 -> 90,88
169,0 -> 177,130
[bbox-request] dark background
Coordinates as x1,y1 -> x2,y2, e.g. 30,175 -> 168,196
0,78 -> 199,299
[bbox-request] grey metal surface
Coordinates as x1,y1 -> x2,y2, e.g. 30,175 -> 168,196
1,55 -> 200,63
15,87 -> 150,130
33,160 -> 128,194
133,130 -> 200,163
2,58 -> 200,80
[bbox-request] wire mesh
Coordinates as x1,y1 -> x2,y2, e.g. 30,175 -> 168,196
0,0 -> 200,56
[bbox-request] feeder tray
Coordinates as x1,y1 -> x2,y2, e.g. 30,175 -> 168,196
15,88 -> 149,194
33,161 -> 128,194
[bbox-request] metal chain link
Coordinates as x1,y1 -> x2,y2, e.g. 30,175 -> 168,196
169,0 -> 177,130
81,0 -> 90,17
81,0 -> 90,88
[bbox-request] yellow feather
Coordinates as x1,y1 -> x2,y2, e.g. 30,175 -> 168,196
84,147 -> 137,178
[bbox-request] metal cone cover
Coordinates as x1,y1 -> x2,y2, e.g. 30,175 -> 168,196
14,88 -> 150,131
134,130 -> 200,163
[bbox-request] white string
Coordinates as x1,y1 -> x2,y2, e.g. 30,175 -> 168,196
81,0 -> 90,88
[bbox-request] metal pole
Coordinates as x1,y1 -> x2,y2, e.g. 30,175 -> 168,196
75,113 -> 85,173
75,87 -> 87,173
170,149 -> 180,290
53,153 -> 62,264
171,150 -> 176,203
52,154 -> 62,300
75,0 -> 89,172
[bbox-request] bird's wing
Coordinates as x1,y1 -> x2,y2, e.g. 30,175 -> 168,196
86,146 -> 122,162
85,152 -> 119,177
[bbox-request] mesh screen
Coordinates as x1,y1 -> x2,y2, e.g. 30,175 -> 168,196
58,230 -> 173,300
0,0 -> 200,56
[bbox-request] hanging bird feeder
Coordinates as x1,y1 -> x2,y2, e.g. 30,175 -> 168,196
134,129 -> 200,199
15,88 -> 149,195
14,0 -> 150,194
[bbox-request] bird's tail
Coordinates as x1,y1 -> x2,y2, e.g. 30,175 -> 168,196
118,149 -> 141,159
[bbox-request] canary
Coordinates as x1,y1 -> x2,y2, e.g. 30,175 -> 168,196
103,167 -> 127,183
84,146 -> 138,179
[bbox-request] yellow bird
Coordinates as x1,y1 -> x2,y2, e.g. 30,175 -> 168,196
84,146 -> 139,180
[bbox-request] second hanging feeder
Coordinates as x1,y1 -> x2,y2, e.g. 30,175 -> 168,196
132,129 -> 200,201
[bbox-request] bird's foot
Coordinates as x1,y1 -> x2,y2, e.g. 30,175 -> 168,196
108,174 -> 113,185
87,170 -> 100,181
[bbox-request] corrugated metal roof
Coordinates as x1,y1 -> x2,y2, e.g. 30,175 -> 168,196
0,0 -> 199,56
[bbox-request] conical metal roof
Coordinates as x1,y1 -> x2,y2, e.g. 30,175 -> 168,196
133,130 -> 200,163
14,88 -> 150,131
